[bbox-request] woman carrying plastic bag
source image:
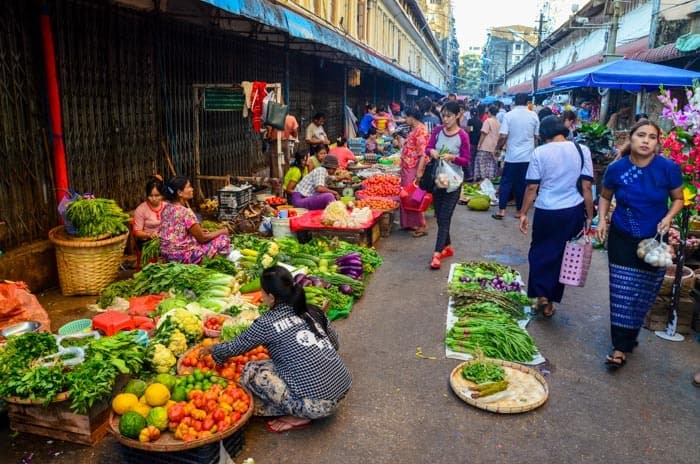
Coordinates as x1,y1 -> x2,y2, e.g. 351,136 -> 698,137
424,101 -> 471,270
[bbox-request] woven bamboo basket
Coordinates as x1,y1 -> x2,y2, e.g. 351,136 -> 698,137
658,265 -> 695,297
49,226 -> 128,296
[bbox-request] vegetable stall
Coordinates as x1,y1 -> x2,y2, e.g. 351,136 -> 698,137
0,233 -> 382,461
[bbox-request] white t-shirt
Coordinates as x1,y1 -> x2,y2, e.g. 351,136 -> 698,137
499,106 -> 540,163
526,141 -> 593,211
305,122 -> 327,143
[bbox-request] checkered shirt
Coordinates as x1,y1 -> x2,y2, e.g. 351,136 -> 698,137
294,166 -> 329,197
211,303 -> 352,401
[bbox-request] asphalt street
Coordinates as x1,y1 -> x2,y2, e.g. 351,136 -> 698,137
1,205 -> 698,464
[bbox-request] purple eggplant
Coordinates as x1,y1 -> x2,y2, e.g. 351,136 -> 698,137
301,279 -> 313,287
338,284 -> 354,295
294,273 -> 307,285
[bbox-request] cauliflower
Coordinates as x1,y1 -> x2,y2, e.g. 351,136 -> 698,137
266,242 -> 279,257
167,329 -> 188,356
150,343 -> 176,374
171,308 -> 203,343
261,254 -> 274,268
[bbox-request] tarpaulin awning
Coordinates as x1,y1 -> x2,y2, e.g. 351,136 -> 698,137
201,0 -> 444,94
551,58 -> 700,90
506,37 -> 648,95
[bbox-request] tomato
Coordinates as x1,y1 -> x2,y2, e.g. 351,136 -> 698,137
213,408 -> 226,421
217,420 -> 228,432
206,399 -> 218,412
202,418 -> 215,432
168,404 -> 185,422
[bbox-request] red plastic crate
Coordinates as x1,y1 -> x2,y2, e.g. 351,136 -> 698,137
91,310 -> 135,336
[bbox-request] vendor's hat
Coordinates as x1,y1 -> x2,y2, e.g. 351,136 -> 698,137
322,155 -> 339,169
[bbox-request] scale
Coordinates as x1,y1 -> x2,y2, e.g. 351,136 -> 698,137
655,208 -> 690,343
342,187 -> 355,198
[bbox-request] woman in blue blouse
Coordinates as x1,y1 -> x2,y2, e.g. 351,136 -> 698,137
208,266 -> 351,432
595,120 -> 683,369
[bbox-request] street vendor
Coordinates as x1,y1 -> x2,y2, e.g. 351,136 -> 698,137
305,112 -> 330,156
132,176 -> 164,242
329,137 -> 357,169
289,154 -> 341,210
309,145 -> 329,171
206,265 -> 352,433
158,176 -> 231,264
283,150 -> 310,197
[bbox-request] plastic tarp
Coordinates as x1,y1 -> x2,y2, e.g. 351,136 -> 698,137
201,0 -> 444,94
289,209 -> 382,233
676,33 -> 700,53
551,59 -> 700,91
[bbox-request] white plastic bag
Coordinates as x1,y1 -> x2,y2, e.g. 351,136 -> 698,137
479,178 -> 498,201
436,160 -> 464,193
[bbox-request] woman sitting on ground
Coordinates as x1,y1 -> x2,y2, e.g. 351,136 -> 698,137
132,176 -> 164,243
283,151 -> 310,198
206,265 -> 351,433
158,176 -> 230,264
309,145 -> 329,172
290,155 -> 341,210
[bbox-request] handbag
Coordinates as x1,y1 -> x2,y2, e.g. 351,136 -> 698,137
559,229 -> 593,287
419,158 -> 438,193
573,142 -> 585,195
263,91 -> 288,130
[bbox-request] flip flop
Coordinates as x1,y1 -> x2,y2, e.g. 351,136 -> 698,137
542,303 -> 556,318
491,214 -> 505,220
411,230 -> 428,237
265,419 -> 312,433
605,354 -> 627,370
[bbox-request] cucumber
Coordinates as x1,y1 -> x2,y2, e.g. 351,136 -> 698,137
291,258 -> 318,268
292,253 -> 320,264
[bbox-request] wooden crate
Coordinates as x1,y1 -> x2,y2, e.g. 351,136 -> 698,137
8,398 -> 111,445
297,222 -> 380,247
378,210 -> 396,238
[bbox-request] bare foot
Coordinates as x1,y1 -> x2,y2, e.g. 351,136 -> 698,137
265,416 -> 311,433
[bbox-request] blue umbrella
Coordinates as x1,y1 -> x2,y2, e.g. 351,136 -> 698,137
551,59 -> 700,91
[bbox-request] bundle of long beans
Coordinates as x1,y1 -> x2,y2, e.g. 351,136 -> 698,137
449,286 -> 529,320
445,316 -> 537,362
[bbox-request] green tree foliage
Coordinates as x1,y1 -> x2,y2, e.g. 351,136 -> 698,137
457,54 -> 482,96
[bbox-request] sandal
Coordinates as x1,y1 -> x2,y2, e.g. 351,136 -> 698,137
605,353 -> 627,370
429,254 -> 441,270
491,213 -> 505,220
542,303 -> 556,318
533,298 -> 549,314
440,245 -> 454,258
412,229 -> 428,237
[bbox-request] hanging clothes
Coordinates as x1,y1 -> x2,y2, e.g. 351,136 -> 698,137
250,81 -> 268,132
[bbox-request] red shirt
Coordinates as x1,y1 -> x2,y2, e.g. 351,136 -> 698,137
329,146 -> 357,168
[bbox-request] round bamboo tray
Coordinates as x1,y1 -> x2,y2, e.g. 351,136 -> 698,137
108,384 -> 253,452
449,359 -> 549,414
49,226 -> 128,296
4,391 -> 70,405
659,265 -> 695,297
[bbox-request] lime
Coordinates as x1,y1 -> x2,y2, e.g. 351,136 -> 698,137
171,386 -> 188,402
202,381 -> 211,391
194,382 -> 203,391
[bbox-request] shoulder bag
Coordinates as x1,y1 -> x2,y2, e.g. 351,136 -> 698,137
263,91 -> 288,130
573,142 -> 585,195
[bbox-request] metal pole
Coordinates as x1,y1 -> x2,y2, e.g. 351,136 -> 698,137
656,208 -> 689,342
599,0 -> 621,124
343,66 -> 348,137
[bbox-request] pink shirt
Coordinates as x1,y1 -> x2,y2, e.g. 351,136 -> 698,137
282,115 -> 299,141
479,117 -> 501,153
133,201 -> 163,235
329,146 -> 357,168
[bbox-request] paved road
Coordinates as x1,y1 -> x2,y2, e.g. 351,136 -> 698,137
1,206 -> 698,463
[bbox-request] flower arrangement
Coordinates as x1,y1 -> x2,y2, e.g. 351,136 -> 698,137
658,84 -> 700,211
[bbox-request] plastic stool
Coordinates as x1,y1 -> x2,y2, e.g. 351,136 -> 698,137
92,310 -> 135,336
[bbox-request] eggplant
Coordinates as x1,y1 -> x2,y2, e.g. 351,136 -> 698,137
338,284 -> 354,295
309,277 -> 323,287
335,253 -> 362,266
301,279 -> 313,287
294,273 -> 306,285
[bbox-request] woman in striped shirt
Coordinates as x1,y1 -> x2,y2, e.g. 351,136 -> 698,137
208,266 -> 351,432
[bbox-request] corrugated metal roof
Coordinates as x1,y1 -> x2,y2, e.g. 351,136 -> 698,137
201,0 -> 444,94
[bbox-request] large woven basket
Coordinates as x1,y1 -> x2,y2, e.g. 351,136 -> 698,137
658,265 -> 695,297
49,226 -> 128,296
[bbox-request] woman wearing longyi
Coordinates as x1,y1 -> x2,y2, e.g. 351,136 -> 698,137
595,120 -> 683,369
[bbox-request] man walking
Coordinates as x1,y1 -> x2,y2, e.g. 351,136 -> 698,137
492,93 -> 539,220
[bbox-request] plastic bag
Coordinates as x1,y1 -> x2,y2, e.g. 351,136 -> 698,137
479,178 -> 498,201
436,160 -> 463,193
638,233 -> 673,267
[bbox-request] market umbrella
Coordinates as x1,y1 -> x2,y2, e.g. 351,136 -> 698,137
551,59 -> 700,91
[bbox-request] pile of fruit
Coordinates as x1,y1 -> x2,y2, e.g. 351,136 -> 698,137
112,371 -> 250,443
264,196 -> 286,206
199,198 -> 219,216
355,198 -> 398,210
179,343 -> 270,382
359,175 -> 401,197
